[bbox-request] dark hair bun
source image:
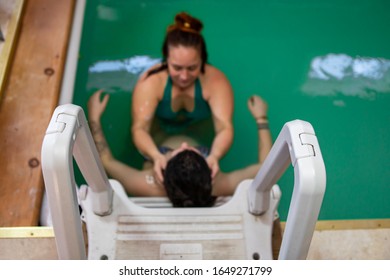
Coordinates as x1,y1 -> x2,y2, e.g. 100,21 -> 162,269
173,12 -> 203,33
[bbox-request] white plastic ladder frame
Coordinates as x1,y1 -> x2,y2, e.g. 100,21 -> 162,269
41,104 -> 326,260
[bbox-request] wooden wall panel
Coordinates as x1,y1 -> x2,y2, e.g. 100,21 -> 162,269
0,0 -> 75,226
0,0 -> 25,99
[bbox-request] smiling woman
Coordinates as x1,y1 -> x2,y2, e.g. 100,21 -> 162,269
130,12 -> 234,185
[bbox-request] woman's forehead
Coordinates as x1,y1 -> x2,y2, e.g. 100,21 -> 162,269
168,45 -> 201,64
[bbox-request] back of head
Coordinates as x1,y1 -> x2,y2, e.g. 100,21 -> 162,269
164,150 -> 216,207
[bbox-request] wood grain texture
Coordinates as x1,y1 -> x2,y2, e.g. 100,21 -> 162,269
0,0 -> 25,98
0,0 -> 75,226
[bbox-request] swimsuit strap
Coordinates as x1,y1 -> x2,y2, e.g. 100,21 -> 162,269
162,76 -> 173,101
194,78 -> 202,99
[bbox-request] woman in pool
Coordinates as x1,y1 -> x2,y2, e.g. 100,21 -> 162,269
88,90 -> 272,207
131,12 -> 234,185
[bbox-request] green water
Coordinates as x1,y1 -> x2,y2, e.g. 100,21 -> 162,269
73,0 -> 390,221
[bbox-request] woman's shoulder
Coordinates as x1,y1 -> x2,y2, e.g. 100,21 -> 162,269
134,66 -> 168,96
201,64 -> 232,93
139,63 -> 168,83
203,64 -> 230,83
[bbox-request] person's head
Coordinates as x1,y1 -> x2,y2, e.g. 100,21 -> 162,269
147,12 -> 208,84
164,145 -> 216,207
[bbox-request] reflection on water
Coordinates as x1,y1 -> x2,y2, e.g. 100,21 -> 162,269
302,53 -> 390,102
87,55 -> 161,93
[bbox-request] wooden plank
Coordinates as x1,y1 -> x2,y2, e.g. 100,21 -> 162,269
314,219 -> 390,231
0,0 -> 75,226
0,0 -> 25,99
280,219 -> 390,231
0,226 -> 54,238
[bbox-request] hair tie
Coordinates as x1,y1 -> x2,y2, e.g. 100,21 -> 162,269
167,22 -> 200,34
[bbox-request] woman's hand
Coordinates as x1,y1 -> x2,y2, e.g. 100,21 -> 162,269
206,154 -> 220,179
153,154 -> 167,186
87,89 -> 109,121
248,95 -> 268,120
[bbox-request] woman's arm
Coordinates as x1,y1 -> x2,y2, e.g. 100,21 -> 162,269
131,76 -> 167,184
212,95 -> 272,196
87,90 -> 114,163
248,96 -> 272,164
206,70 -> 234,178
87,90 -> 165,196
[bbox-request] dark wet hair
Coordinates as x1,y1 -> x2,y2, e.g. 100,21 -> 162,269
164,150 -> 216,207
147,12 -> 208,77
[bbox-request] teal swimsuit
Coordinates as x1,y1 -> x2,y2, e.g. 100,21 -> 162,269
155,77 -> 211,134
142,77 -> 213,161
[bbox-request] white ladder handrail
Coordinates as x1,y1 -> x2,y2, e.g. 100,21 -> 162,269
248,120 -> 326,259
41,105 -> 113,259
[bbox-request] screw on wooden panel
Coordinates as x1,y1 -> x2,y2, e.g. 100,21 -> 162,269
252,252 -> 260,260
28,158 -> 40,168
44,68 -> 55,76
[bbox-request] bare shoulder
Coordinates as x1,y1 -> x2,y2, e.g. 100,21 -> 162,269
131,68 -> 168,121
133,67 -> 167,100
125,169 -> 167,196
204,64 -> 230,83
202,65 -> 233,99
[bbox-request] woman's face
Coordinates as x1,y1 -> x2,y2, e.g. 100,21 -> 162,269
167,45 -> 202,89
